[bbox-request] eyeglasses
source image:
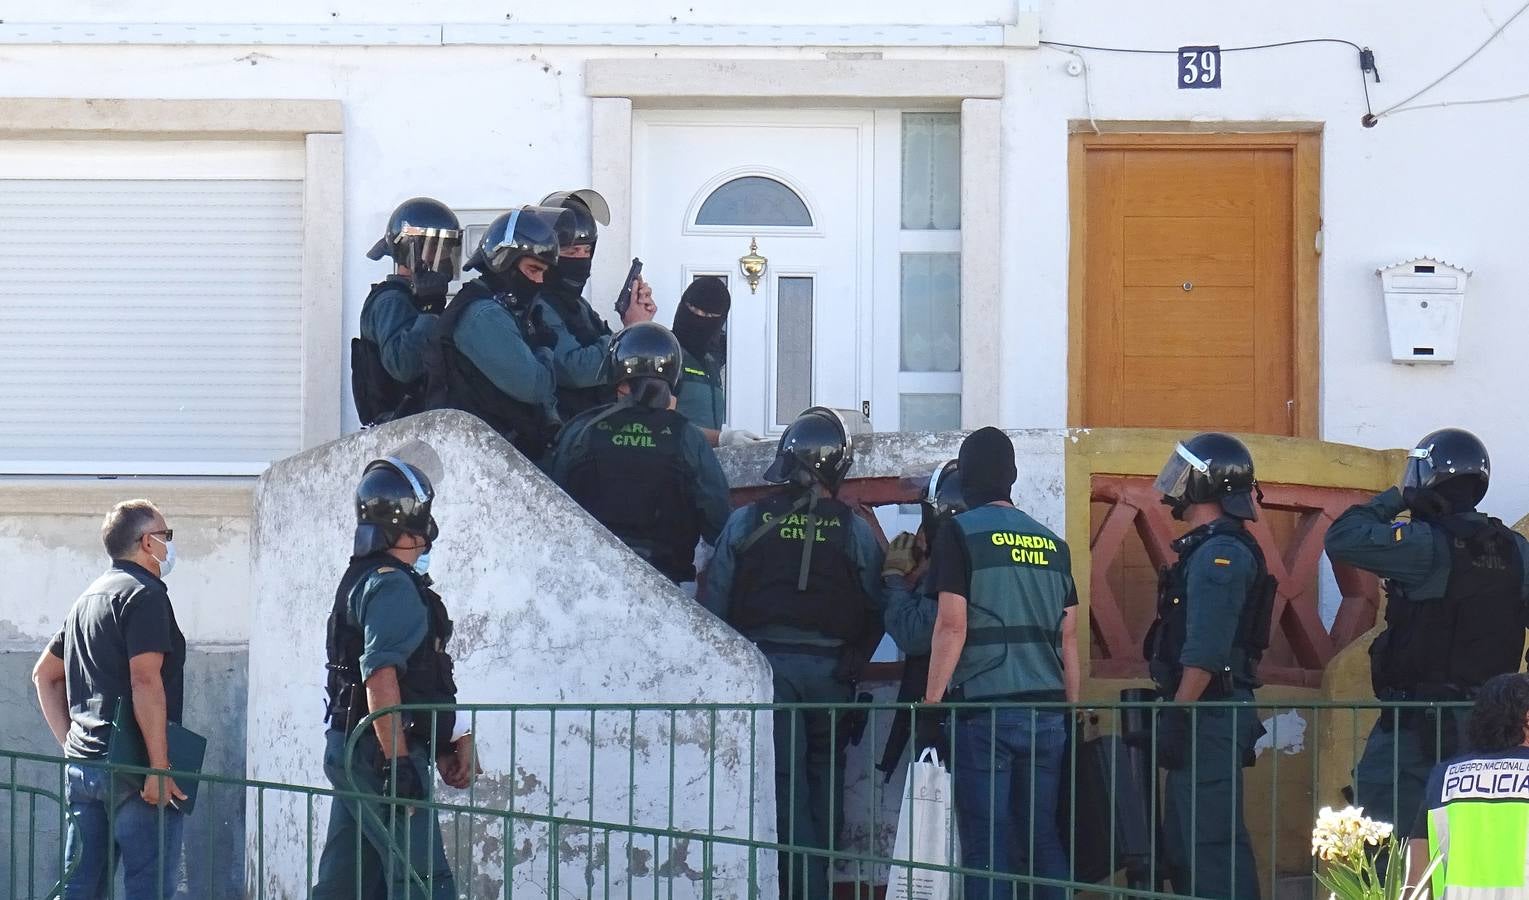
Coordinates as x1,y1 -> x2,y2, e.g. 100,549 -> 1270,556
145,529 -> 174,542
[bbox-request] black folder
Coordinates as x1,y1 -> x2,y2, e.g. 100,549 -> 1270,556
107,699 -> 208,816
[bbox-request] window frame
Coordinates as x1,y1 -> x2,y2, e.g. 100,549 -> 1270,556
683,165 -> 823,238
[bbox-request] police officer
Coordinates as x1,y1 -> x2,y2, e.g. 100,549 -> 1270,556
548,322 -> 731,585
923,427 -> 1081,900
537,188 -> 657,420
423,206 -> 563,463
354,198 -> 462,427
1410,673 -> 1529,896
671,276 -> 758,447
878,460 -> 965,775
313,458 -> 473,900
1144,432 -> 1274,900
703,407 -> 885,900
1325,427 -> 1529,849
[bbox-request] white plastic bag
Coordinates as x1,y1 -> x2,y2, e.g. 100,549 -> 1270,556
886,747 -> 959,900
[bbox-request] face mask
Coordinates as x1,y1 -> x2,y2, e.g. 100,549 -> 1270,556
151,535 -> 177,578
551,256 -> 593,295
505,268 -> 541,304
672,307 -> 725,356
413,551 -> 431,576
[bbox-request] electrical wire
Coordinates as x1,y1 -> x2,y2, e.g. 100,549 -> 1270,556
1382,90 -> 1529,117
1039,37 -> 1376,121
1043,45 -> 1100,133
1374,0 -> 1529,118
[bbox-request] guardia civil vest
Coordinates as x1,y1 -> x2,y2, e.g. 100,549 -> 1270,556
1144,519 -> 1276,699
564,402 -> 701,582
1370,513 -> 1525,698
541,286 -> 613,418
948,505 -> 1073,702
323,555 -> 457,748
351,279 -> 427,427
676,348 -> 725,432
1425,748 -> 1529,899
423,279 -> 557,459
730,492 -> 869,640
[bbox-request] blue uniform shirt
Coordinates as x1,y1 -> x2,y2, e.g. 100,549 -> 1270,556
1325,487 -> 1529,601
538,291 -> 614,392
703,502 -> 886,645
360,277 -> 437,384
1179,533 -> 1259,675
452,298 -> 558,417
675,348 -> 726,432
350,567 -> 428,682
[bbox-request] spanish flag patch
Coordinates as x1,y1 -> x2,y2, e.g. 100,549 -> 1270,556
1213,557 -> 1232,567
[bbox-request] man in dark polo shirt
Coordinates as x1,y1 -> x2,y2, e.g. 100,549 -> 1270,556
31,498 -> 188,900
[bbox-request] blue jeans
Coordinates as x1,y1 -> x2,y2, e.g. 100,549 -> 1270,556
952,709 -> 1068,900
62,762 -> 186,900
312,730 -> 455,900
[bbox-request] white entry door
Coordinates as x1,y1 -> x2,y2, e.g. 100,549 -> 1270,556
634,110 -> 874,435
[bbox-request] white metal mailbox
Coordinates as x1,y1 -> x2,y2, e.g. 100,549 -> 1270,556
1377,256 -> 1472,364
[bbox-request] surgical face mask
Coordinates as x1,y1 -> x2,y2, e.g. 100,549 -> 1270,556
413,551 -> 431,576
151,535 -> 177,578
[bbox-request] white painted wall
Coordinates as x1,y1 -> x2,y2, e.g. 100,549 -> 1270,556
5,2 -> 1522,518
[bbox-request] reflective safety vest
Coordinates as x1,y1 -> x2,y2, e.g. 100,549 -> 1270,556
1143,518 -> 1276,699
729,492 -> 869,640
1425,749 -> 1529,899
563,402 -> 701,582
1370,513 -> 1526,698
323,555 -> 457,748
947,504 -> 1074,702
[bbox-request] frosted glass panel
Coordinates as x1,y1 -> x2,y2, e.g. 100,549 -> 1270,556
900,394 -> 962,432
901,113 -> 961,230
900,253 -> 961,372
776,277 -> 814,425
696,176 -> 812,227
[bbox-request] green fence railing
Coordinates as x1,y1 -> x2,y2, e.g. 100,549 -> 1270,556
3,698 -> 1472,899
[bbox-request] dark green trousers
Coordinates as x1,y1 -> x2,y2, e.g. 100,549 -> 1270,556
768,652 -> 852,900
1163,705 -> 1261,900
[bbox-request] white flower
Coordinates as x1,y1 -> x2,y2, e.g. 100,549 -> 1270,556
1311,806 -> 1395,864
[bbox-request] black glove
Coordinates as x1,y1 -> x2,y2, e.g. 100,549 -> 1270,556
526,307 -> 559,351
913,704 -> 951,755
377,755 -> 425,802
409,271 -> 451,312
1403,486 -> 1451,520
1155,707 -> 1189,771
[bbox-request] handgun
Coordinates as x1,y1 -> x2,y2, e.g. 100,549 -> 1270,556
614,258 -> 644,318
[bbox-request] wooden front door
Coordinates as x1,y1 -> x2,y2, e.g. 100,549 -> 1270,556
1070,132 -> 1318,436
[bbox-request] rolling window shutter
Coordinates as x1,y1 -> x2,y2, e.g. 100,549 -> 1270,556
0,148 -> 306,475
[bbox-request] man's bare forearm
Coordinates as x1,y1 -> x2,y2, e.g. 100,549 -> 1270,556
129,676 -> 171,769
1174,667 -> 1214,704
33,652 -> 70,748
365,667 -> 406,759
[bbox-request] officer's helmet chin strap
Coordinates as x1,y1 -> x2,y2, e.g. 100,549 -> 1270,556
796,490 -> 819,593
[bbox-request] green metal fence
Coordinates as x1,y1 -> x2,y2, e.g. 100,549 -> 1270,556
3,698 -> 1471,899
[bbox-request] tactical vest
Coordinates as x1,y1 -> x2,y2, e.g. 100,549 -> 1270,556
676,349 -> 725,431
564,403 -> 700,582
1370,513 -> 1525,698
323,555 -> 457,749
948,505 -> 1073,702
423,279 -> 557,459
352,280 -> 428,427
1144,519 -> 1276,699
730,492 -> 869,640
542,287 -> 613,419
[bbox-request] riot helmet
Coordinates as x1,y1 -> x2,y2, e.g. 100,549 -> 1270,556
901,459 -> 965,538
366,198 -> 463,279
539,189 -> 610,249
606,322 -> 682,408
1154,432 -> 1259,521
463,206 -> 562,278
1403,427 -> 1490,509
764,407 -> 854,495
353,457 -> 439,557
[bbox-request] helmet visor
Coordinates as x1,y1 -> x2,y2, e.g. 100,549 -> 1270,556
400,225 -> 463,278
1154,442 -> 1210,500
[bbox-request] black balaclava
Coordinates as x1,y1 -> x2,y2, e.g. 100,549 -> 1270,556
549,249 -> 594,297
485,262 -> 540,308
958,427 -> 1017,508
1433,476 -> 1485,517
672,276 -> 731,357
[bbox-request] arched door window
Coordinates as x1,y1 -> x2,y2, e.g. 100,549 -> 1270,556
694,175 -> 812,227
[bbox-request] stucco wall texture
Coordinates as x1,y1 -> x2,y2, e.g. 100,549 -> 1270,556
245,411 -> 778,899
